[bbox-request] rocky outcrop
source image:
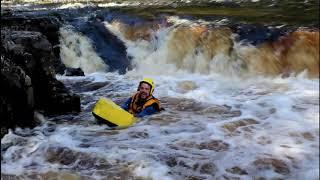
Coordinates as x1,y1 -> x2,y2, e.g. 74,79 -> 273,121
0,56 -> 35,137
1,12 -> 81,138
1,11 -> 66,74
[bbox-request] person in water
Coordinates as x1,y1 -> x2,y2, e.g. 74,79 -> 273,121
121,78 -> 163,117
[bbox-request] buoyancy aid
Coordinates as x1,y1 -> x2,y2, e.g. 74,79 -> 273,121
128,92 -> 162,115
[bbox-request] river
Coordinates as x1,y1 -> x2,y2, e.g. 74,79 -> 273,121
1,1 -> 319,179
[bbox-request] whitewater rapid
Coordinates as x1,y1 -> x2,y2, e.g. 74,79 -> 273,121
1,5 -> 319,180
1,71 -> 319,179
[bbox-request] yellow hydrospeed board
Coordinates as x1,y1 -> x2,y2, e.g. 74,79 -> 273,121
92,97 -> 137,128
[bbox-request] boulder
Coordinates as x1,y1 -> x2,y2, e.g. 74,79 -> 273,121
1,29 -> 80,113
0,56 -> 35,137
1,15 -> 81,138
1,13 -> 66,74
65,67 -> 85,76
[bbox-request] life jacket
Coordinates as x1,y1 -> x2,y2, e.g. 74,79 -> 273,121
128,92 -> 162,115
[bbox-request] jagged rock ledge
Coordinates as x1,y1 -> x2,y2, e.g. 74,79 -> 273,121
0,10 -> 81,138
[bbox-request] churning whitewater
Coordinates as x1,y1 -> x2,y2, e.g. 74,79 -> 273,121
1,3 -> 319,180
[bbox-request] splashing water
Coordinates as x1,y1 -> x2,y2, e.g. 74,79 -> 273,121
59,26 -> 108,74
105,17 -> 319,78
1,4 -> 319,180
2,71 -> 319,179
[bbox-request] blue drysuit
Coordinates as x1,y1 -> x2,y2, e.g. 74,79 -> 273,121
121,97 -> 158,118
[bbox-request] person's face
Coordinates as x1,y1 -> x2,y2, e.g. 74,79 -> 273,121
139,83 -> 151,99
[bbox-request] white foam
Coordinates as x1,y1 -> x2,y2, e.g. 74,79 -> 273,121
97,2 -> 141,8
57,2 -> 87,9
2,72 -> 319,178
134,161 -> 173,180
59,26 -> 108,74
2,13 -> 319,179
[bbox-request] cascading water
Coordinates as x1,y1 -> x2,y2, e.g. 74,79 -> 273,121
59,26 -> 108,74
1,1 -> 319,180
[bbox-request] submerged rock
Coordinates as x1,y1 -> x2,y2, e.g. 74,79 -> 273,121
222,118 -> 259,133
128,131 -> 149,139
165,156 -> 178,167
301,132 -> 315,141
226,166 -> 248,175
175,139 -> 229,152
199,162 -> 217,175
252,157 -> 290,175
65,67 -> 85,76
199,140 -> 229,151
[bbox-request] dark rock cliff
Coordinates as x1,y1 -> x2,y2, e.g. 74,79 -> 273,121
1,11 -> 81,138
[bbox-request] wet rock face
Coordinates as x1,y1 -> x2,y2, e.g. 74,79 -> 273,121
0,56 -> 35,137
1,29 -> 81,114
1,14 -> 61,43
1,13 -> 66,74
1,13 -> 81,138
